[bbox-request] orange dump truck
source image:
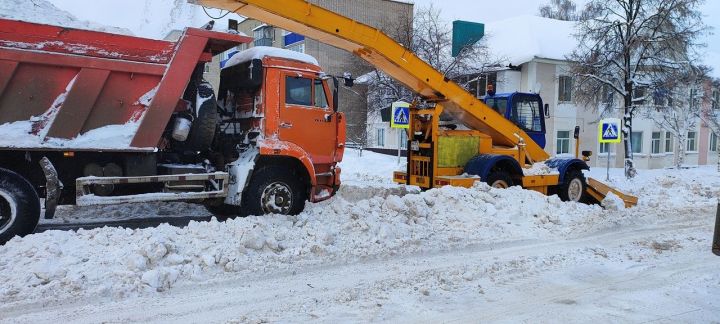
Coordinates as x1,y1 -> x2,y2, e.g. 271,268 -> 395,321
0,19 -> 346,243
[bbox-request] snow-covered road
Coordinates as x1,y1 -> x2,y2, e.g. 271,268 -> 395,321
1,150 -> 719,323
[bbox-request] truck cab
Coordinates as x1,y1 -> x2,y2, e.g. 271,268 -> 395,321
213,47 -> 346,215
483,92 -> 547,149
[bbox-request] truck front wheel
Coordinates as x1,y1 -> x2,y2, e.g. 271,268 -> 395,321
0,168 -> 40,244
243,166 -> 307,216
558,169 -> 587,202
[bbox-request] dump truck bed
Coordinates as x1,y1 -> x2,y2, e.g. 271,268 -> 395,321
0,19 -> 252,151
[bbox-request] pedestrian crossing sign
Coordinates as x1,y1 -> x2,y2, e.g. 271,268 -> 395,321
391,101 -> 410,129
598,118 -> 622,143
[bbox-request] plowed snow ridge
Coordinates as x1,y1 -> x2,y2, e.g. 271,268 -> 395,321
0,150 -> 718,322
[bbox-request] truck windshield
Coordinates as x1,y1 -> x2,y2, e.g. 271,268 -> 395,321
513,97 -> 543,132
485,98 -> 508,117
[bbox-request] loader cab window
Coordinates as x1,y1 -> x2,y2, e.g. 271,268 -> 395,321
314,79 -> 328,109
285,76 -> 313,106
512,96 -> 543,132
485,97 -> 508,117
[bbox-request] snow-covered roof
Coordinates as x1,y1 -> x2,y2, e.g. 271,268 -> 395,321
484,15 -> 578,66
224,46 -> 320,69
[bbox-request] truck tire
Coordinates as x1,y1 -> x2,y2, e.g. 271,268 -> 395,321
558,169 -> 587,202
176,83 -> 218,152
485,170 -> 513,188
0,168 -> 40,244
242,165 -> 307,216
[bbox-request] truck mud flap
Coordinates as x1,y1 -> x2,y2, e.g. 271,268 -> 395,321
39,157 -> 63,219
585,177 -> 638,208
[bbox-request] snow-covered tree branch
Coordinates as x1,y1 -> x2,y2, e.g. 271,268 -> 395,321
569,0 -> 707,179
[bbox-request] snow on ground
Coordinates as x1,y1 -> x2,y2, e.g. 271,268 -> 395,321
1,150 -> 719,323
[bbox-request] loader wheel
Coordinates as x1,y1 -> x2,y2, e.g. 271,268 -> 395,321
0,168 -> 40,244
242,166 -> 306,216
175,82 -> 219,152
558,169 -> 587,203
485,170 -> 513,189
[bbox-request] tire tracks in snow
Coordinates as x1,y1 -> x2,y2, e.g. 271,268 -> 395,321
1,219 -> 713,323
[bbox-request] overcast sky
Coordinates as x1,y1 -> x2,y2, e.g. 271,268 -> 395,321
47,0 -> 720,76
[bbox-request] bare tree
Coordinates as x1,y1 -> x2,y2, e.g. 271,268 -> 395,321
569,0 -> 707,178
644,66 -> 707,169
539,0 -> 578,21
364,5 -> 499,117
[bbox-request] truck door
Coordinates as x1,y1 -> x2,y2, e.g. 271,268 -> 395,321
278,73 -> 338,164
511,94 -> 547,149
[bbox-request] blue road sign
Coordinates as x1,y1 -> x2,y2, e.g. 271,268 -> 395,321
391,102 -> 410,129
598,118 -> 622,143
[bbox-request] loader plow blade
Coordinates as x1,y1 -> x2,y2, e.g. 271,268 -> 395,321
585,177 -> 638,208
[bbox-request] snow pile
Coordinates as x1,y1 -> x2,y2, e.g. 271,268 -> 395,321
339,149 -> 407,187
587,166 -> 720,209
0,0 -> 132,35
224,46 -> 320,69
522,162 -> 559,176
0,150 -> 718,306
0,183 -> 598,302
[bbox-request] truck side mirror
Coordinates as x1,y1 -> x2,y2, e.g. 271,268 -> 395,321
544,103 -> 550,118
343,72 -> 354,87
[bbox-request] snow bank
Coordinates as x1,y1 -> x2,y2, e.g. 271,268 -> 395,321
339,149 -> 408,187
224,46 -> 320,69
0,150 -> 718,305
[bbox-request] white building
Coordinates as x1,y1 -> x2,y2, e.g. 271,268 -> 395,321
368,15 -> 719,169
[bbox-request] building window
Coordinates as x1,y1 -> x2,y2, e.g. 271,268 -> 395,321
665,132 -> 674,153
376,128 -> 385,147
687,131 -> 697,152
286,42 -> 305,53
633,87 -> 647,106
400,130 -> 408,149
710,133 -> 718,152
599,142 -> 610,154
651,132 -> 661,154
558,76 -> 573,103
631,132 -> 642,154
253,25 -> 274,47
203,63 -> 210,73
601,85 -> 614,105
556,130 -> 570,155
